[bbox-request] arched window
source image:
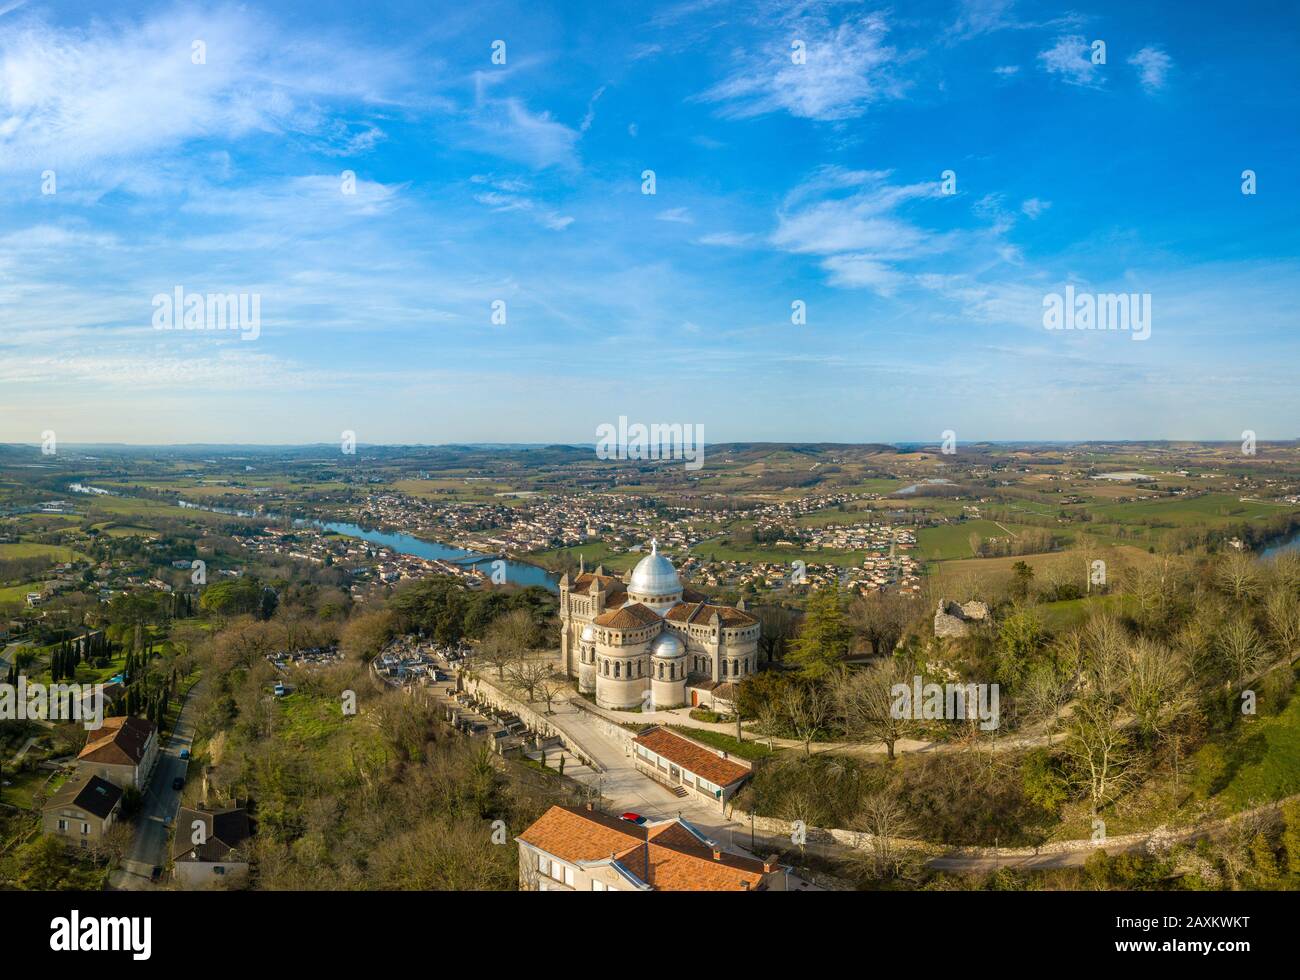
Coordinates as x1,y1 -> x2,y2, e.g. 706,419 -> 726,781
657,662 -> 664,679
614,661 -> 621,678
721,660 -> 728,677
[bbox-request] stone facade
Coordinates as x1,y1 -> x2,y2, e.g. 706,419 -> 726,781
559,541 -> 759,711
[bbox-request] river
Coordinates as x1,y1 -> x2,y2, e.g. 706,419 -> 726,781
168,495 -> 559,591
1260,528 -> 1300,560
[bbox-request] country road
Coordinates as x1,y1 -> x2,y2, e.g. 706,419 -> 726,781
111,676 -> 206,890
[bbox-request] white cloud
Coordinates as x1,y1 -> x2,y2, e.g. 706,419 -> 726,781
468,94 -> 580,170
1037,35 -> 1103,87
656,207 -> 693,224
821,255 -> 904,294
951,0 -> 1019,39
0,5 -> 417,174
698,11 -> 903,121
769,167 -> 950,294
580,85 -> 605,132
1129,46 -> 1172,93
696,231 -> 754,247
993,65 -> 1020,77
473,189 -> 573,231
1021,198 -> 1051,219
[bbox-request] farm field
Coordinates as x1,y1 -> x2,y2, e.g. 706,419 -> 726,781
0,543 -> 82,562
914,520 -> 1043,560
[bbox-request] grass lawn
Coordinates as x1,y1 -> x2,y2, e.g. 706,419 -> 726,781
666,725 -> 776,761
0,768 -> 60,811
0,583 -> 39,603
0,542 -> 80,562
30,651 -> 126,687
277,692 -> 350,745
1216,689 -> 1300,811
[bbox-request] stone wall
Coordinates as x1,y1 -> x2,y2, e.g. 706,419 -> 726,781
463,674 -> 608,773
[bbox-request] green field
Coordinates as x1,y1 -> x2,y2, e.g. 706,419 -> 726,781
1089,492 -> 1297,527
914,520 -> 1042,560
529,541 -> 637,572
0,542 -> 80,562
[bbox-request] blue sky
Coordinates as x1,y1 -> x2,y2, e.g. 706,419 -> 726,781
0,0 -> 1297,444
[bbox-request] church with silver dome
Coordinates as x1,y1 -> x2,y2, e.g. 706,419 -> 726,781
558,540 -> 760,711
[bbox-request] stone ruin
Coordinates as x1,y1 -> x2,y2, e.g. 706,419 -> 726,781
933,598 -> 990,638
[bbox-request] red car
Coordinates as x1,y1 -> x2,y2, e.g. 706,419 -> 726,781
619,812 -> 648,825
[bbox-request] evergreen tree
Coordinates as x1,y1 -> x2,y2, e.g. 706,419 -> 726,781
789,584 -> 853,678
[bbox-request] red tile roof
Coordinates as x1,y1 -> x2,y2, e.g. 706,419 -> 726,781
632,726 -> 750,787
78,716 -> 155,767
664,601 -> 756,627
593,603 -> 661,629
518,805 -> 771,891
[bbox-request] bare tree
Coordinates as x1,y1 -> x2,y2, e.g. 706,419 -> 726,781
1122,637 -> 1191,740
537,675 -> 566,715
1216,551 -> 1260,603
831,661 -> 917,761
756,697 -> 784,751
1264,587 -> 1300,662
1218,617 -> 1269,688
851,789 -> 919,881
1021,662 -> 1071,733
756,605 -> 799,663
782,682 -> 831,758
847,591 -> 910,658
1064,695 -> 1134,815
507,658 -> 553,704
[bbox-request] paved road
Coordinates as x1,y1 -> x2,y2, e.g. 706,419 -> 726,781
0,641 -> 29,676
112,677 -> 206,890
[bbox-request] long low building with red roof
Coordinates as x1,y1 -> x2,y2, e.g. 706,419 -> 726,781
516,803 -> 787,891
631,725 -> 752,810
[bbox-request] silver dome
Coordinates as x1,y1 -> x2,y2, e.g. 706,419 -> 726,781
649,631 -> 685,658
628,539 -> 681,596
580,624 -> 597,642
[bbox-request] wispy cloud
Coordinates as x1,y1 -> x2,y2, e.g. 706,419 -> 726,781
0,5 -> 419,174
698,9 -> 903,121
1129,45 -> 1173,92
467,89 -> 580,170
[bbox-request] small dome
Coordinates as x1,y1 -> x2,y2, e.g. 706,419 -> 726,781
650,631 -> 685,659
580,624 -> 597,643
629,539 -> 681,596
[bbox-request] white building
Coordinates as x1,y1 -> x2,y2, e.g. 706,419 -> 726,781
558,541 -> 759,711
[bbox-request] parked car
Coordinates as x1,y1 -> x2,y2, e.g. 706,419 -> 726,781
273,682 -> 286,697
172,776 -> 185,791
619,812 -> 648,825
178,748 -> 190,760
